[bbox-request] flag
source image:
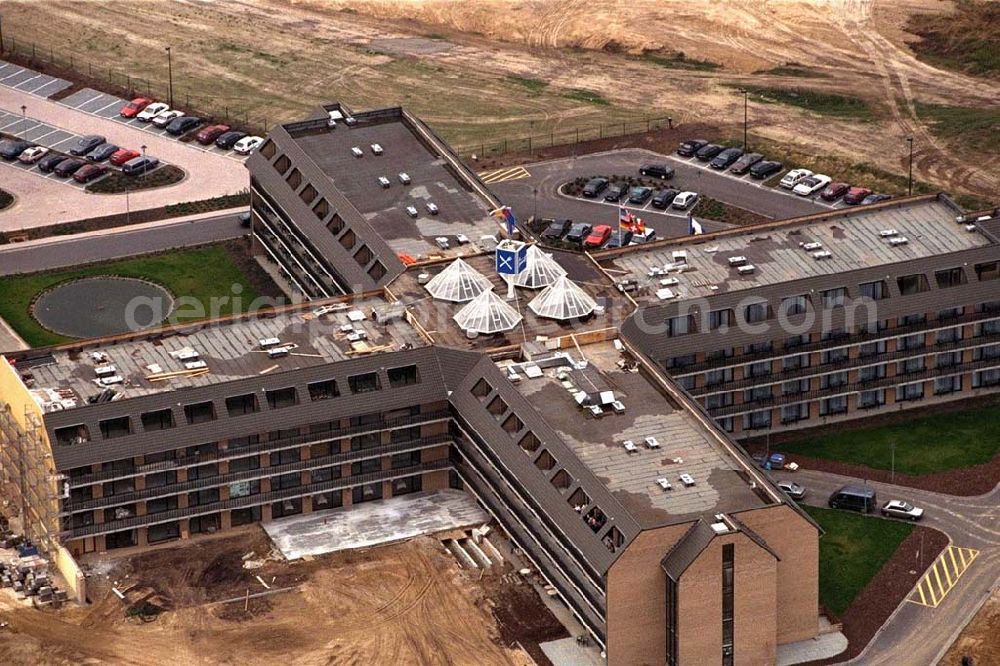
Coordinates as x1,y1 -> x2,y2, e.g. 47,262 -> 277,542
618,206 -> 633,232
491,206 -> 517,236
633,216 -> 646,235
688,213 -> 703,235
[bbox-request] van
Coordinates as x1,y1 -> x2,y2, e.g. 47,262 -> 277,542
122,156 -> 160,176
828,485 -> 877,513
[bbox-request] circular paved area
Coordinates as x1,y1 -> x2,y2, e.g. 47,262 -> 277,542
32,276 -> 174,338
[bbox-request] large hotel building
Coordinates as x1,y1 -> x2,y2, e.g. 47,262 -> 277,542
2,102 -> 997,664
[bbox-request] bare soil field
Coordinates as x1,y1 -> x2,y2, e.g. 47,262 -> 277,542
940,589 -> 1000,666
0,529 -> 550,665
2,0 -> 997,203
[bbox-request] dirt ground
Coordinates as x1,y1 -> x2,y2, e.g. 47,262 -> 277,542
939,589 -> 1000,666
0,529 -> 555,665
1,0 -> 997,203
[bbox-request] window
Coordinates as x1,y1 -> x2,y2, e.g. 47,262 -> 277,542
98,416 -> 132,439
551,469 -> 572,490
781,294 -> 809,316
900,313 -> 927,326
273,154 -> 290,174
387,365 -> 420,388
782,379 -> 810,395
308,379 -> 340,401
188,488 -> 220,507
487,395 -> 508,416
568,487 -> 590,512
583,506 -> 606,533
974,368 -> 1000,387
744,341 -> 773,355
821,287 -> 847,308
936,327 -> 962,345
368,261 -> 387,282
604,526 -> 624,553
935,267 -> 967,289
974,345 -> 1000,361
666,574 -> 679,666
55,424 -> 90,446
184,401 -> 216,425
229,434 -> 260,449
667,354 -> 697,370
858,390 -> 885,409
896,383 -> 925,402
534,450 -> 556,471
350,433 -> 380,451
899,333 -> 925,351
821,372 -> 849,389
232,506 -> 262,526
312,491 -> 342,510
937,351 -> 962,367
783,353 -> 810,371
784,334 -> 808,349
269,427 -> 299,442
706,392 -> 734,409
859,364 -> 886,382
859,280 -> 888,301
821,348 -> 849,364
145,470 -> 177,488
743,410 -> 771,430
823,327 -> 849,342
519,431 -> 541,454
705,368 -> 733,386
299,183 -> 317,205
718,417 -> 734,433
667,315 -> 694,337
225,393 -> 259,416
859,340 -> 886,357
820,395 -> 848,415
352,483 -> 382,504
897,273 -> 930,296
348,372 -> 381,394
676,375 -> 695,391
140,408 -> 175,431
780,403 -> 809,423
265,387 -> 298,409
974,261 -> 999,282
274,472 -> 302,490
311,466 -> 341,483
259,140 -> 276,159
708,309 -> 733,331
353,244 -> 373,266
312,197 -> 330,220
270,448 -> 300,466
707,348 -> 734,361
103,478 -> 134,497
273,498 -> 303,518
188,463 -> 218,480
229,455 -> 260,473
898,357 -> 926,375
285,167 -> 302,189
471,378 -> 492,400
745,360 -> 771,379
722,543 -> 734,666
326,213 -> 344,234
934,375 -> 961,395
392,475 -> 423,497
502,413 -> 523,433
147,495 -> 178,514
744,386 -> 772,402
939,307 -> 963,321
339,228 -> 356,250
391,451 -> 421,469
391,426 -> 421,443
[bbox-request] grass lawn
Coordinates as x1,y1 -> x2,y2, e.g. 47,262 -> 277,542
914,102 -> 1000,156
805,506 -> 913,616
781,405 -> 1000,475
0,245 -> 262,348
740,86 -> 878,122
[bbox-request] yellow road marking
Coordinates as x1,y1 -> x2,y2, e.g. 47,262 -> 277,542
478,166 -> 530,184
907,546 -> 980,608
948,547 -> 959,576
916,580 -> 927,605
941,557 -> 953,588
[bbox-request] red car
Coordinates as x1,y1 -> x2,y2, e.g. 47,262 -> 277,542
73,164 -> 108,183
583,224 -> 613,248
820,182 -> 850,202
119,97 -> 153,118
196,124 -> 231,145
843,186 -> 872,205
110,148 -> 141,166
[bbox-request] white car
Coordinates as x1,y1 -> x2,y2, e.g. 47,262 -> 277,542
793,174 -> 832,196
137,102 -> 170,122
671,191 -> 699,210
233,136 -> 263,155
780,168 -> 813,189
881,500 -> 924,521
151,109 -> 184,128
18,146 -> 49,164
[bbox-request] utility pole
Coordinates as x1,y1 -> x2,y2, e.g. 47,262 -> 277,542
738,89 -> 749,151
20,104 -> 26,140
891,441 -> 895,484
906,136 -> 914,196
165,46 -> 174,109
0,15 -> 5,55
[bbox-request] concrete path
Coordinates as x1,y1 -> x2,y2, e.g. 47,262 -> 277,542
263,489 -> 489,560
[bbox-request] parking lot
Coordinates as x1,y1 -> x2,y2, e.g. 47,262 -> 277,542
0,61 -> 72,99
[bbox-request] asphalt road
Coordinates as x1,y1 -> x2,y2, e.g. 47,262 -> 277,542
770,468 -> 999,665
488,148 -> 831,240
0,212 -> 247,276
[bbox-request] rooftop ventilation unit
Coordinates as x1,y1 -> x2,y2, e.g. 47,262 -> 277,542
258,337 -> 280,349
370,143 -> 383,155
657,478 -> 672,491
727,256 -> 747,267
888,236 -> 909,246
736,264 -> 755,275
94,365 -> 118,377
965,224 -> 978,232
801,242 -> 822,251
879,229 -> 899,237
351,147 -> 363,158
710,521 -> 731,535
811,250 -> 832,260
672,250 -> 688,265
679,473 -> 695,486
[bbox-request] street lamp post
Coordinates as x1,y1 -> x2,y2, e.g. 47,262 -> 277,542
20,104 -> 26,140
165,46 -> 174,109
739,89 -> 749,151
906,136 -> 914,196
891,441 -> 896,484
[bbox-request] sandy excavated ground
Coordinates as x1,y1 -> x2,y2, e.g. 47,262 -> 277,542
940,589 -> 1000,666
0,531 -> 538,666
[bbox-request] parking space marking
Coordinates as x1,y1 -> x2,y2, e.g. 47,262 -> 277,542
479,166 -> 531,184
0,67 -> 25,82
907,546 -> 979,608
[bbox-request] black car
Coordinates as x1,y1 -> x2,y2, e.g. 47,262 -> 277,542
38,153 -> 69,173
695,143 -> 724,161
710,147 -> 744,170
540,218 -> 572,241
677,139 -> 708,157
582,177 -> 609,197
603,184 -> 628,202
215,130 -> 248,150
0,139 -> 32,160
749,160 -> 783,179
564,222 -> 592,244
651,188 -> 679,209
239,212 -> 252,228
602,230 -> 632,249
86,143 -> 119,162
639,163 -> 674,180
628,186 -> 653,204
53,157 -> 87,177
68,134 -> 106,156
861,193 -> 892,205
729,152 -> 764,175
166,116 -> 201,136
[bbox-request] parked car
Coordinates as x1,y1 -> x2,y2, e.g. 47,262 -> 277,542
629,228 -> 657,245
119,97 -> 153,118
137,102 -> 170,122
53,157 -> 87,177
540,218 -> 573,241
779,168 -> 813,189
749,160 -> 783,179
639,163 -> 674,180
651,188 -> 679,209
672,191 -> 699,209
68,135 -> 106,156
0,139 -> 32,160
602,230 -> 632,248
86,143 -> 119,162
881,500 -> 924,521
862,193 -> 892,205
843,186 -> 872,205
18,146 -> 49,164
109,148 -> 141,166
603,184 -> 628,202
820,182 -> 850,202
166,116 -> 201,136
233,136 -> 264,155
793,174 -> 832,196
122,155 -> 160,176
695,143 -> 724,161
710,147 -> 744,170
677,139 -> 708,157
72,164 -> 108,183
151,109 -> 184,127
239,211 -> 252,228
828,485 -> 877,513
583,224 -> 613,248
729,152 -> 763,175
38,153 -> 69,173
628,186 -> 653,204
196,124 -> 231,145
215,130 -> 248,150
777,481 -> 806,501
564,222 -> 593,244
582,177 -> 609,198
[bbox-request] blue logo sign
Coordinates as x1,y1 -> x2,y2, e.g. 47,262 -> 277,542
496,243 -> 528,276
